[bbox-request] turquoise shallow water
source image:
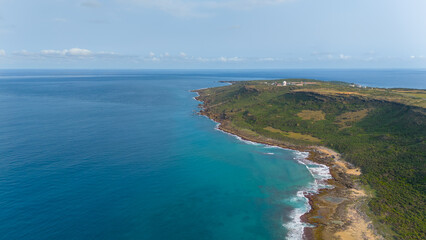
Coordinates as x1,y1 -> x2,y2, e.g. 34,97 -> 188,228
0,69 -> 424,240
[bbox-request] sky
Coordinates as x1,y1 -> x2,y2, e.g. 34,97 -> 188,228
0,0 -> 425,69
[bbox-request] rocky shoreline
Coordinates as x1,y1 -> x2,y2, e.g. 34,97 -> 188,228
194,91 -> 382,240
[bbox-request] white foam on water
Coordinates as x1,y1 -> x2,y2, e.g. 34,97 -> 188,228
283,151 -> 332,240
192,91 -> 200,101
264,145 -> 281,149
284,190 -> 311,240
213,123 -> 261,146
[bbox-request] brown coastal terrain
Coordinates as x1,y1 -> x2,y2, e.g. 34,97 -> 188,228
194,93 -> 383,240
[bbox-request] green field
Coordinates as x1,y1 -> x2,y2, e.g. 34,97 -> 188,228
197,79 -> 426,239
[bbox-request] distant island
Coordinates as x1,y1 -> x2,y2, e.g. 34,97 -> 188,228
194,79 -> 425,240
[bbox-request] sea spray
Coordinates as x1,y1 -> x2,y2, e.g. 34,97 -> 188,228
284,152 -> 332,240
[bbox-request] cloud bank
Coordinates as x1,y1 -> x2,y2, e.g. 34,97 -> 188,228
12,48 -> 119,59
3,47 -> 425,69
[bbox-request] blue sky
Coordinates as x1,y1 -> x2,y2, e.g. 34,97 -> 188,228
0,0 -> 425,68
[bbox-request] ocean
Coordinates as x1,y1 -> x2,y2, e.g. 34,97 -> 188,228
0,69 -> 424,240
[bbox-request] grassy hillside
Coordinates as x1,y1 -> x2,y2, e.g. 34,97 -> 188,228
196,79 -> 426,239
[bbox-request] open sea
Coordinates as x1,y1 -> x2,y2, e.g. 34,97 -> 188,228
0,69 -> 424,240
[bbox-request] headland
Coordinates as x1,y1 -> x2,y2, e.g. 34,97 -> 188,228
193,79 -> 425,239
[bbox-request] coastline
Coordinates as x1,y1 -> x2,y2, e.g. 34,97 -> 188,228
211,120 -> 330,239
193,90 -> 382,240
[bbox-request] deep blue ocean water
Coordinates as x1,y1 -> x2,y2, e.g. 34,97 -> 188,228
0,69 -> 424,240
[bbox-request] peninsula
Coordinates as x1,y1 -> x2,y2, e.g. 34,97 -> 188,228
194,79 -> 425,240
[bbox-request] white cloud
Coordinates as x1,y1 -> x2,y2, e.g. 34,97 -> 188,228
40,48 -> 92,57
339,54 -> 351,60
409,55 -> 425,60
40,49 -> 63,55
196,57 -> 210,62
219,56 -> 243,62
11,48 -> 127,62
258,57 -> 277,61
311,52 -> 352,61
0,49 -> 5,56
67,48 -> 92,56
10,48 -> 338,66
144,51 -> 189,62
138,52 -> 250,63
125,0 -> 292,17
15,50 -> 31,56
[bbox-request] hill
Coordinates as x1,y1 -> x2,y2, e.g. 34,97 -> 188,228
195,79 -> 425,239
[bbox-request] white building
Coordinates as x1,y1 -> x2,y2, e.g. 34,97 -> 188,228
283,81 -> 287,86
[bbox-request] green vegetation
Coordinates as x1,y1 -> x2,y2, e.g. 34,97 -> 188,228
335,108 -> 371,129
264,126 -> 321,142
197,79 -> 426,239
297,110 -> 326,121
